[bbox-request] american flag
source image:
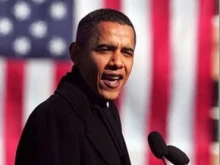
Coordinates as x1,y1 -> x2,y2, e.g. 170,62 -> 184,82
0,0 -> 217,165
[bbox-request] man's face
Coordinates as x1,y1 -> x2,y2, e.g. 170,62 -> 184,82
78,21 -> 135,100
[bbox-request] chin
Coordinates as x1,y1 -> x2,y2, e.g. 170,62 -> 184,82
100,91 -> 120,101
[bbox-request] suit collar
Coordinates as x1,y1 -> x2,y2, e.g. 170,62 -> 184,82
67,66 -> 108,108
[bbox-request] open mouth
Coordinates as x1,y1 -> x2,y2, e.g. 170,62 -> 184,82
101,74 -> 123,88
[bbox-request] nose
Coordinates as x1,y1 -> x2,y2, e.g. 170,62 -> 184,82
109,51 -> 124,69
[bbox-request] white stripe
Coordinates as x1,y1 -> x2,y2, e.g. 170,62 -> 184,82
168,0 -> 198,164
210,142 -> 219,155
121,0 -> 152,165
0,58 -> 5,165
73,0 -> 104,40
22,60 -> 54,126
210,107 -> 219,120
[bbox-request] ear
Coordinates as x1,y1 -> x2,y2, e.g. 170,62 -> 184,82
69,42 -> 80,65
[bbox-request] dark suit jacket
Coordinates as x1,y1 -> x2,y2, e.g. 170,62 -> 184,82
15,67 -> 131,165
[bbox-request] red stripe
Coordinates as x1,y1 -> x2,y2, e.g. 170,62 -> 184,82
104,0 -> 121,10
4,60 -> 24,165
194,0 -> 214,164
53,61 -> 72,90
147,0 -> 171,164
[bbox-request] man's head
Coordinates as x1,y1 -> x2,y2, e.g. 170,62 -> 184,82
70,8 -> 136,101
75,8 -> 136,47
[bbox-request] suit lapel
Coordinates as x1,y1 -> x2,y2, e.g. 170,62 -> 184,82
108,102 -> 131,165
55,81 -> 121,165
85,109 -> 121,165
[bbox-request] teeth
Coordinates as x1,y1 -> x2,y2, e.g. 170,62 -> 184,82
103,75 -> 121,80
111,76 -> 120,80
102,74 -> 122,81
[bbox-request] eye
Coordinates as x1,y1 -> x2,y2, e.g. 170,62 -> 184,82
122,48 -> 134,57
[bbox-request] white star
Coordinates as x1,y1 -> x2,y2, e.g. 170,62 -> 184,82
13,2 -> 31,21
13,37 -> 31,56
29,20 -> 47,38
32,0 -> 47,4
48,37 -> 67,56
0,18 -> 13,36
49,2 -> 67,20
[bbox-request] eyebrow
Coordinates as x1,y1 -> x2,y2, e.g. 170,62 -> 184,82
96,44 -> 115,49
95,44 -> 134,52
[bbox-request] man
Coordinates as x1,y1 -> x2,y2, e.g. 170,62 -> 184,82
15,8 -> 136,165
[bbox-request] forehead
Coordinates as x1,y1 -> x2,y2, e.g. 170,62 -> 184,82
91,21 -> 135,44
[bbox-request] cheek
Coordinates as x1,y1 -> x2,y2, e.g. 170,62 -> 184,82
125,59 -> 134,75
91,55 -> 108,73
85,56 -> 106,86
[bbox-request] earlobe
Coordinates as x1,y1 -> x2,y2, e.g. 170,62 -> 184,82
69,42 -> 80,65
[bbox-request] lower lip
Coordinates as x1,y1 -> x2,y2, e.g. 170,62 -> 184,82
102,79 -> 120,89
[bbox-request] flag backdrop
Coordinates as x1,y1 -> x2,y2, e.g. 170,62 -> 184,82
0,0 -> 216,165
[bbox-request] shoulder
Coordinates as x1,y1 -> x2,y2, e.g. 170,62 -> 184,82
34,93 -> 71,116
25,93 -> 77,128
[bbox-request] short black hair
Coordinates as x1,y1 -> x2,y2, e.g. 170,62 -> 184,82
75,8 -> 136,47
